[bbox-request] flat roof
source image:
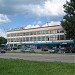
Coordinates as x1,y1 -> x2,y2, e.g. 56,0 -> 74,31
7,25 -> 60,32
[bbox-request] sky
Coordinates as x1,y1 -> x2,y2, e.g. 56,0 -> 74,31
0,0 -> 69,37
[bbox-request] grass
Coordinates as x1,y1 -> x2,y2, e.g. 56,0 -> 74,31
6,51 -> 75,55
6,50 -> 50,54
0,58 -> 75,75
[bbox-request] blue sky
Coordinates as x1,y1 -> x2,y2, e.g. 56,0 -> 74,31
0,0 -> 69,37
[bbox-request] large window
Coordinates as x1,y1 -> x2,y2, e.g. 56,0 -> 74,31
7,39 -> 10,42
11,38 -> 13,42
17,33 -> 19,36
37,37 -> 41,41
30,37 -> 32,41
23,38 -> 25,42
41,36 -> 45,41
60,30 -> 64,33
60,35 -> 65,40
33,37 -> 36,41
57,29 -> 60,33
17,38 -> 19,42
29,32 -> 31,35
7,34 -> 10,37
25,32 -> 29,35
32,32 -> 36,35
37,31 -> 40,35
26,37 -> 29,41
57,35 -> 60,40
23,33 -> 26,36
46,36 -> 49,41
10,33 -> 17,37
57,29 -> 64,33
49,36 -> 53,41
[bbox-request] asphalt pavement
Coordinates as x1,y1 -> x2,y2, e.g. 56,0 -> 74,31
0,53 -> 75,63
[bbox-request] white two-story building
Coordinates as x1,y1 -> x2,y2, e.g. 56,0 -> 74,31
6,25 -> 74,49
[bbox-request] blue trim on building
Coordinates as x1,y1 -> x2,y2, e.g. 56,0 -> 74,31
22,42 -> 60,45
7,42 -> 75,47
60,42 -> 75,45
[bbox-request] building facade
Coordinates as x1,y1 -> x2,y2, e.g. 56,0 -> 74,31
6,25 -> 74,49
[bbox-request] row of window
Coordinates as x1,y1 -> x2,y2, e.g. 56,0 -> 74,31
7,35 -> 65,42
7,29 -> 64,37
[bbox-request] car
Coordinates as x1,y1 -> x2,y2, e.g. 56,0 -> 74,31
0,47 -> 6,53
59,47 -> 65,53
48,48 -> 59,53
13,47 -> 17,50
0,50 -> 6,53
41,48 -> 48,51
71,47 -> 75,53
21,48 -> 35,52
64,47 -> 71,53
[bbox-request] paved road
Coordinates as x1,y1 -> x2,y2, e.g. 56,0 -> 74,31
0,53 -> 75,63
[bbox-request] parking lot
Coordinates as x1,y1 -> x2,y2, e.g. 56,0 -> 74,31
0,53 -> 75,63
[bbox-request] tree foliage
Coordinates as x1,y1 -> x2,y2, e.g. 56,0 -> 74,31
0,37 -> 7,45
61,0 -> 75,41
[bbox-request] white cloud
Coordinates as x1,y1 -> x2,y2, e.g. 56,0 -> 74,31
25,24 -> 40,29
25,21 -> 42,29
42,21 -> 60,27
0,0 -> 68,17
0,29 -> 6,37
0,0 -> 46,15
42,23 -> 48,27
48,21 -> 60,25
25,21 -> 60,29
22,0 -> 67,17
0,14 -> 10,24
33,21 -> 42,25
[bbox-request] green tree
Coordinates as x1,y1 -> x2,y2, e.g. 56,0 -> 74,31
61,0 -> 75,41
0,37 -> 7,45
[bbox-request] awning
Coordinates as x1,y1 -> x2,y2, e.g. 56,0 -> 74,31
22,42 -> 60,45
